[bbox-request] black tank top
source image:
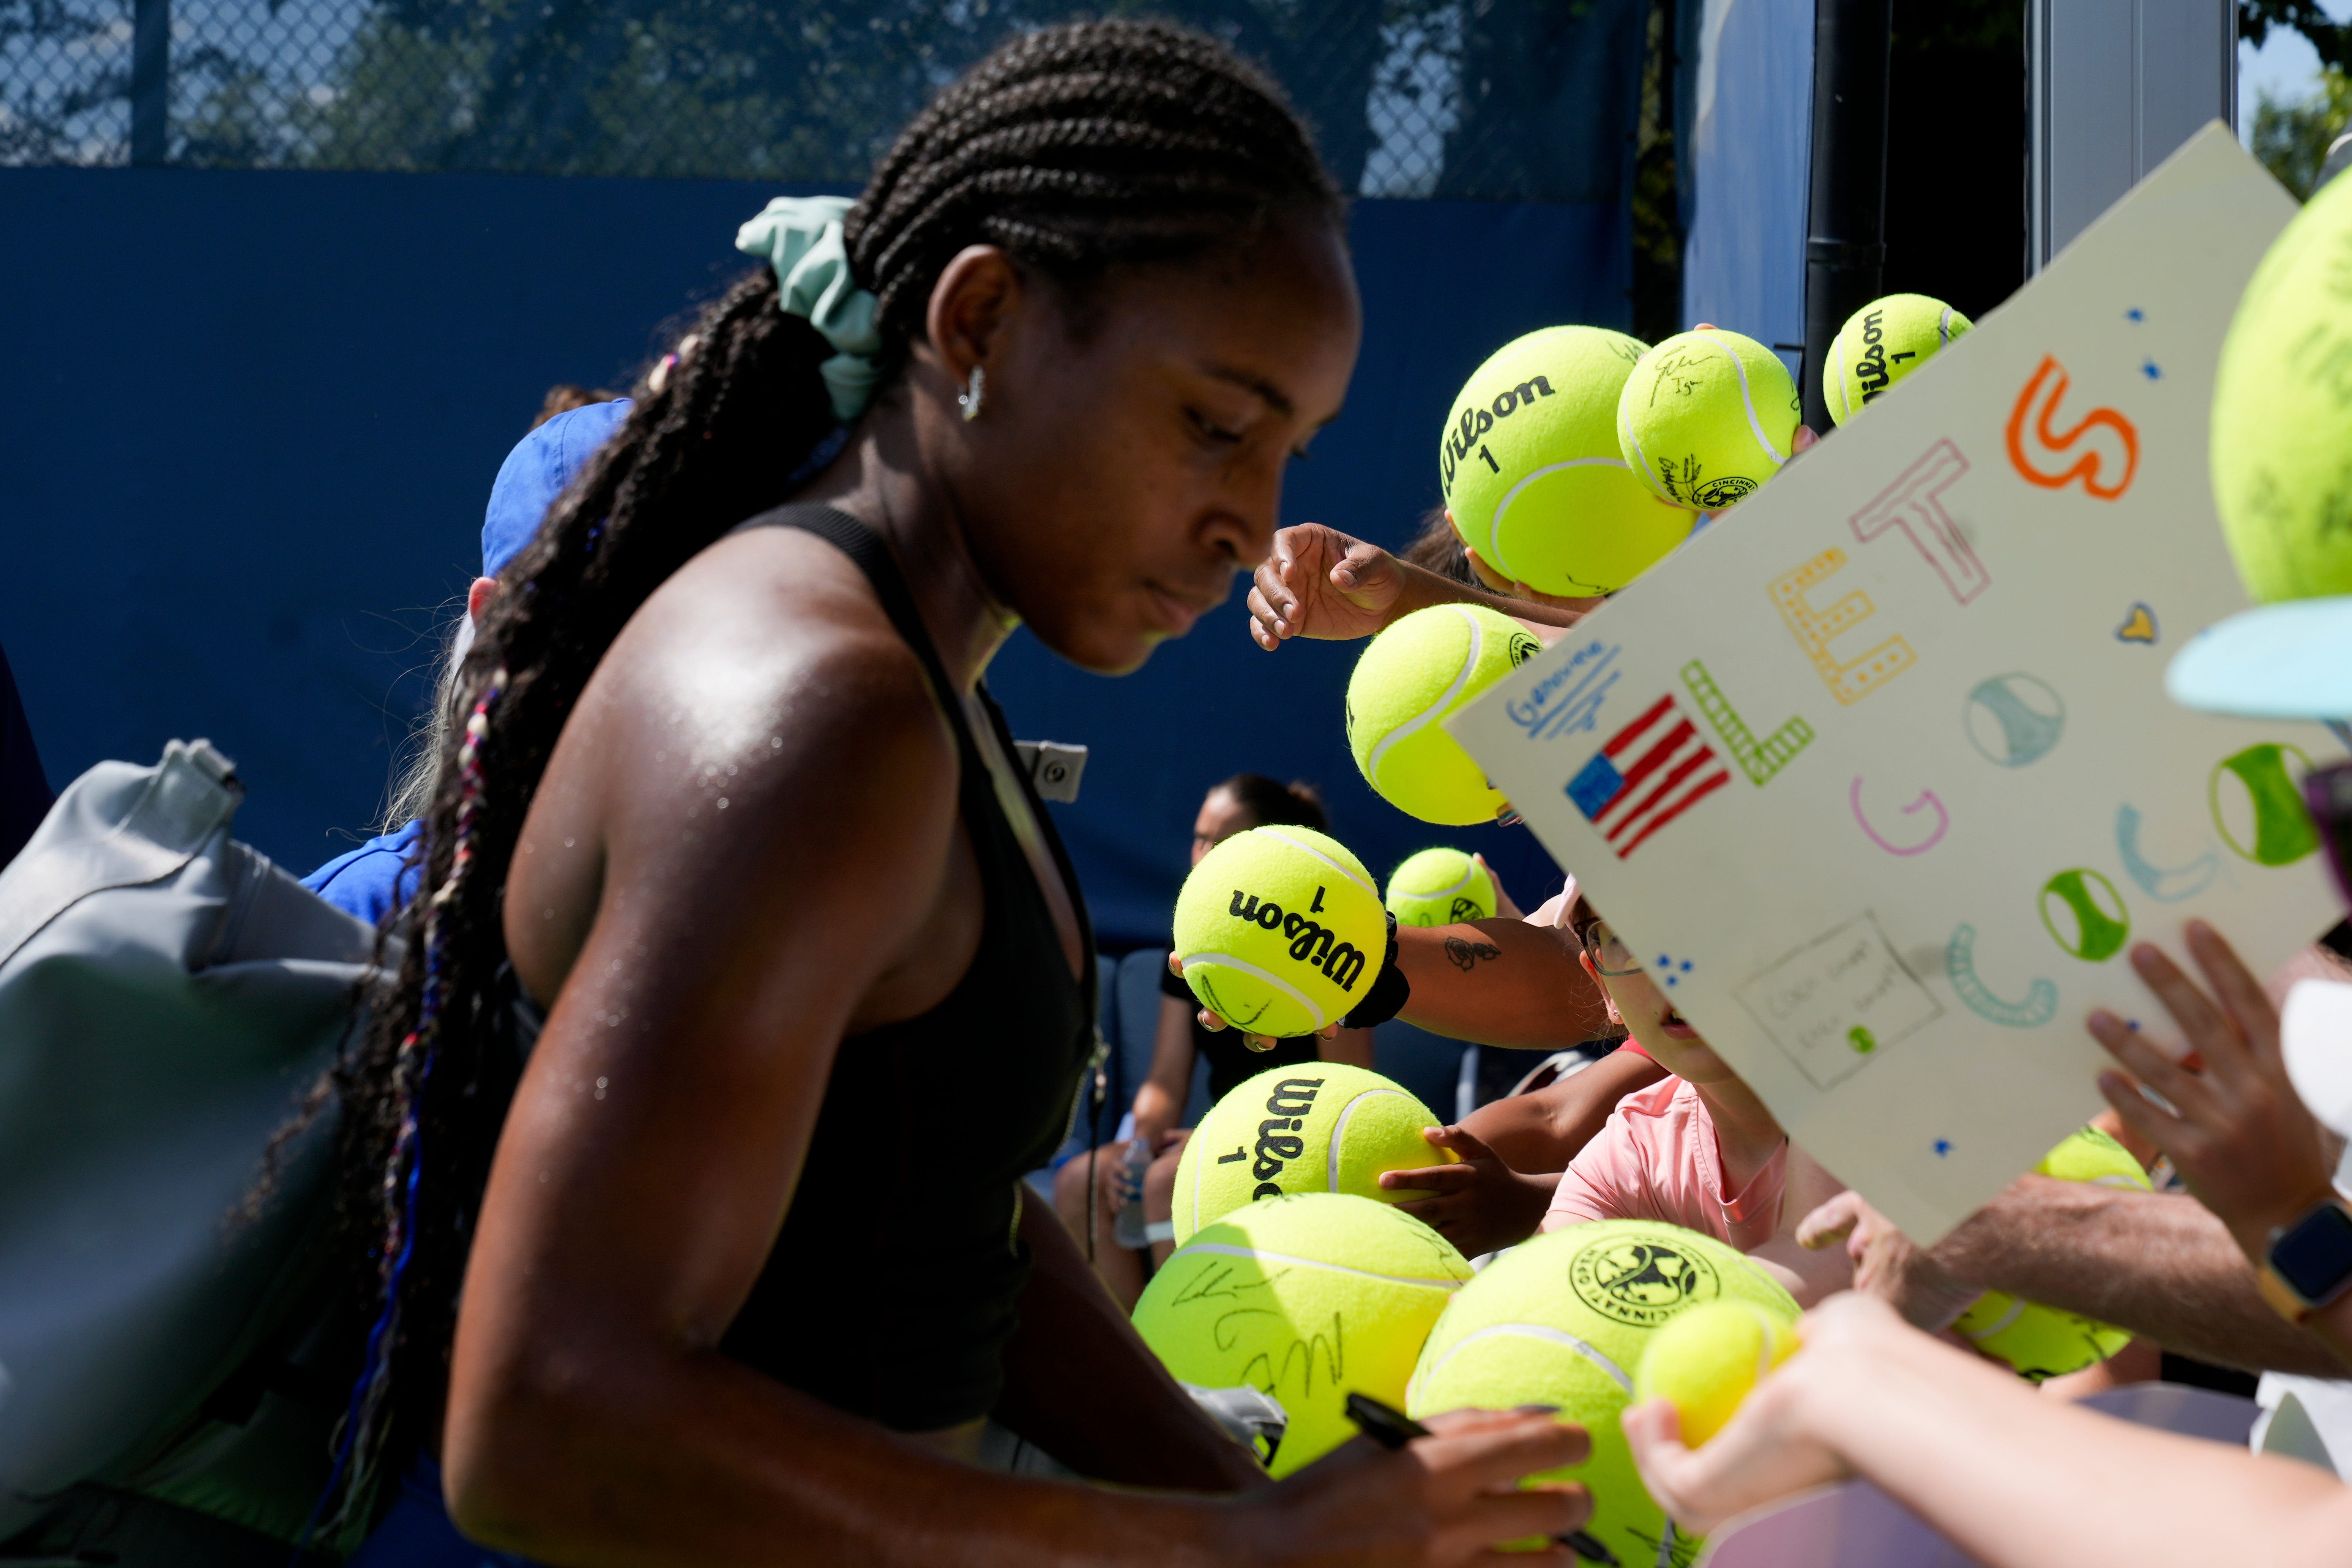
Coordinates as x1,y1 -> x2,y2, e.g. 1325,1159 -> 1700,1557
1158,963 -> 1322,1104
711,505 -> 1098,1430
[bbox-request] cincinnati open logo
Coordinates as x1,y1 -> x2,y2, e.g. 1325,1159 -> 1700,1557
1691,473 -> 1758,510
1569,1236 -> 1721,1327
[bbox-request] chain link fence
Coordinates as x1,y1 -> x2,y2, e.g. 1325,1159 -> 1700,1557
2,0 -> 1641,201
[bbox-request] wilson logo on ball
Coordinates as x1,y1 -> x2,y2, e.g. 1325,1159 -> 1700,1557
1849,307 -> 1899,402
1440,374 -> 1557,493
1226,889 -> 1369,992
1246,1077 -> 1325,1195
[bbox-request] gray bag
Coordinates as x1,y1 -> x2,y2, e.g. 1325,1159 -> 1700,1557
0,740 -> 391,1555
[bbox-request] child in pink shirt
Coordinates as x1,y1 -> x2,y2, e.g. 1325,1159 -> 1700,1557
1544,902 -> 1848,1301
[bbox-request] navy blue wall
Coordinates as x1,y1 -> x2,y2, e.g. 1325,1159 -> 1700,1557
0,166 -> 1627,948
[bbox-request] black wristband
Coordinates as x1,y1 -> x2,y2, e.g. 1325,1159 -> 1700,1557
1341,912 -> 1410,1030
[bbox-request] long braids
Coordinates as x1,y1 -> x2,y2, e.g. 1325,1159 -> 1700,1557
322,16 -> 1339,1518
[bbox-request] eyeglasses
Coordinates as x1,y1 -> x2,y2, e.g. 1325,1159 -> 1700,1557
2305,759 -> 2352,911
1576,918 -> 1644,977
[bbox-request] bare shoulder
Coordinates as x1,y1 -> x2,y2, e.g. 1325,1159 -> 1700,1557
625,527 -> 952,823
515,523 -> 961,969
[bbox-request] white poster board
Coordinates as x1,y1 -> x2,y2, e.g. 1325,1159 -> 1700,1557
1448,125 -> 2341,1241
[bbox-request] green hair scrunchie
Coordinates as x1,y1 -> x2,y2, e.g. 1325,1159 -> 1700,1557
735,194 -> 884,421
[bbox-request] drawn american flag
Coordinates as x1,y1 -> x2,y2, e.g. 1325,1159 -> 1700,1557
1563,693 -> 1732,860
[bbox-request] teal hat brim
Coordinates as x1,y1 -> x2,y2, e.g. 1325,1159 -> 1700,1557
2166,597 -> 2352,719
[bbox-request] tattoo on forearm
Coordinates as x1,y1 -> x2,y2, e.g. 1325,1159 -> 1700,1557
1445,937 -> 1503,972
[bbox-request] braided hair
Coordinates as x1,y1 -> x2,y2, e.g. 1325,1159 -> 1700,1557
318,17 -> 1340,1523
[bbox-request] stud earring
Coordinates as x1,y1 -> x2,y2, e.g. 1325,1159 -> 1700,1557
958,364 -> 986,421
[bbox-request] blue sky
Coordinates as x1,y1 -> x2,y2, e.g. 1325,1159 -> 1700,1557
2240,3 -> 2352,135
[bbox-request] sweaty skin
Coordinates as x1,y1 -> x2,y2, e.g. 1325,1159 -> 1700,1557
440,219 -> 1592,1567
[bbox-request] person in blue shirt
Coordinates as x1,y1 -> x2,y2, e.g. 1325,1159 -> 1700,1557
302,398 -> 629,1568
302,399 -> 631,925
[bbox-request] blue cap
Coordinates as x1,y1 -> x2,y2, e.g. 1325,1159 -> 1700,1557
2167,597 -> 2352,721
480,398 -> 633,577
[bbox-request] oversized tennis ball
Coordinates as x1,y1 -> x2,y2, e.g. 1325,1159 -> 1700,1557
1347,604 -> 1543,825
1133,1193 -> 1474,1477
1172,825 -> 1388,1040
1632,1300 -> 1798,1447
1171,1062 -> 1458,1244
1951,1126 -> 2150,1381
1617,328 -> 1801,512
1823,293 -> 1973,426
1409,1221 -> 1798,1566
1439,326 -> 1691,595
2211,170 -> 2352,602
1385,847 -> 1496,928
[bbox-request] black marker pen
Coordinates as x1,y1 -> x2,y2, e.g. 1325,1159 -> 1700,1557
1340,1391 -> 1620,1568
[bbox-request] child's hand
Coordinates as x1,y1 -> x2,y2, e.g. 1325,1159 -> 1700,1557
1798,1189 -> 1980,1331
1379,1125 -> 1555,1257
1624,1292 -> 1894,1536
2090,921 -> 2339,1259
1247,524 -> 1404,649
1474,853 -> 1523,920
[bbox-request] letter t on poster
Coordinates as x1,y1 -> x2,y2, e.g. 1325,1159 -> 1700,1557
1449,126 -> 2339,1242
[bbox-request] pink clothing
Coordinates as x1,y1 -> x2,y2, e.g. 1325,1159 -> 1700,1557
1542,1075 -> 1787,1252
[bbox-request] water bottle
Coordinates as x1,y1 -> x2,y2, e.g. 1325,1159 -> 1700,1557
1112,1136 -> 1154,1249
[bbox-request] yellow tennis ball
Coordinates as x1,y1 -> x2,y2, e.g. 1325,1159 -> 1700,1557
2036,1124 -> 2149,1188
1170,1062 -> 1458,1244
1439,326 -> 1692,595
1347,603 -> 1542,825
1408,1221 -> 1799,1565
1385,847 -> 1496,928
1133,1193 -> 1473,1477
1822,293 -> 1973,426
1632,1301 -> 1798,1447
2211,170 -> 2352,601
1617,327 -> 1801,511
1172,825 -> 1388,1040
1953,1126 -> 2150,1381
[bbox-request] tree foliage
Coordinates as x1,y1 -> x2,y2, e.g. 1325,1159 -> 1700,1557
2253,64 -> 2352,199
2242,0 -> 2350,72
6,0 -> 1652,207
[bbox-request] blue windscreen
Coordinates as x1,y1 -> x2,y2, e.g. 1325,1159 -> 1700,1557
0,165 -> 1622,943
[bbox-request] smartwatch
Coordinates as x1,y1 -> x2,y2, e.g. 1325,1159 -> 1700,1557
2258,1194 -> 2352,1322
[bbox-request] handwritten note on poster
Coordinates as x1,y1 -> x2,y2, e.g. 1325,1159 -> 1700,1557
1449,125 -> 2342,1241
